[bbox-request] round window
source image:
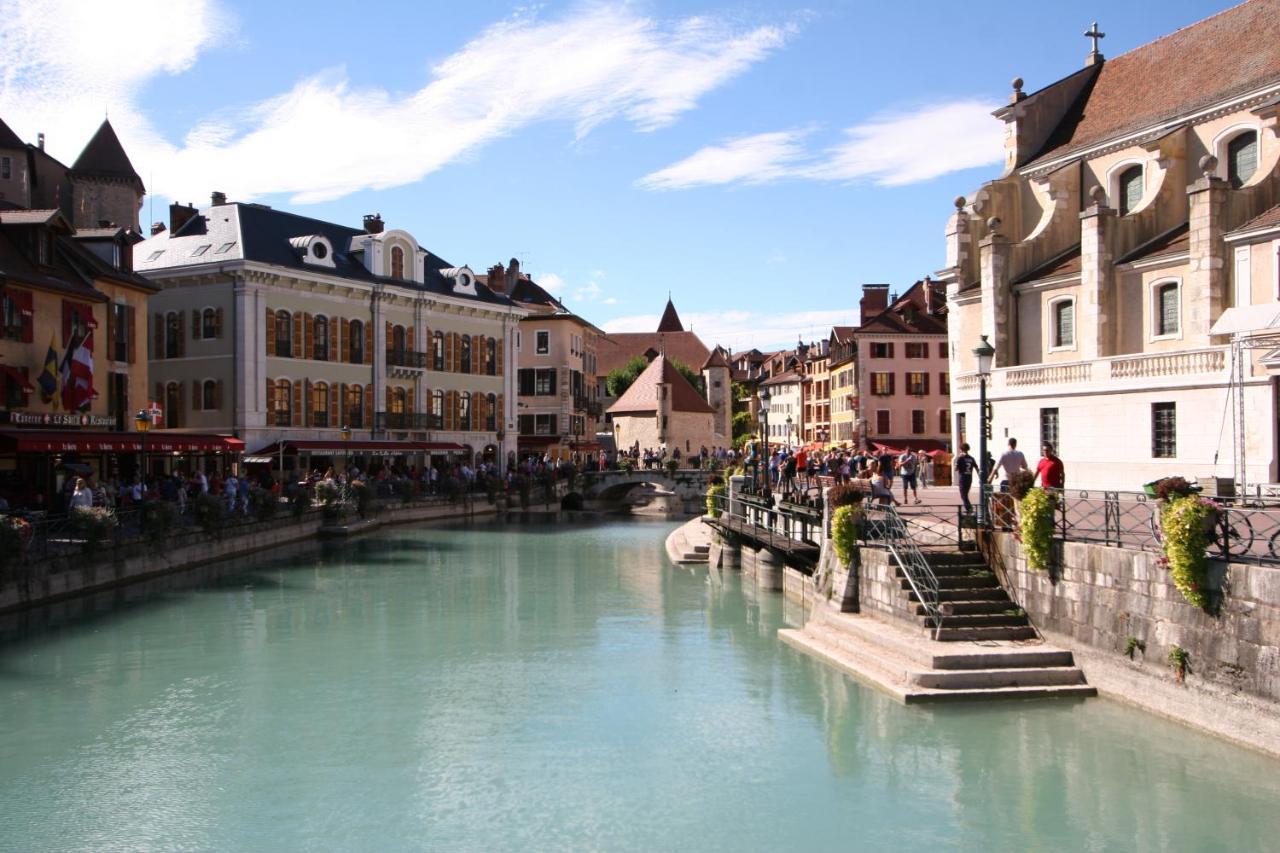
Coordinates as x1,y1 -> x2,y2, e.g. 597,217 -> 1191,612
312,241 -> 328,259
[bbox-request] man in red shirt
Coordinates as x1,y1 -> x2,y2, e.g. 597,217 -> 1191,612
1034,442 -> 1065,489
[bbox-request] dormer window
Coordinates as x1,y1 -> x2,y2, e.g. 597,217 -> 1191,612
1228,131 -> 1258,188
292,235 -> 335,268
1118,166 -> 1143,216
312,241 -> 327,260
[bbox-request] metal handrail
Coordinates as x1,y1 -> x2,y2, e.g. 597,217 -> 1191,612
862,501 -> 943,638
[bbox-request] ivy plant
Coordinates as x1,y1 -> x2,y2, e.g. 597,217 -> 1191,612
1159,495 -> 1216,609
831,504 -> 862,566
705,482 -> 726,517
1018,487 -> 1056,571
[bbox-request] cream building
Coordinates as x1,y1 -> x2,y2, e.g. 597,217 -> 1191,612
943,0 -> 1280,490
606,354 -> 716,456
760,370 -> 803,449
828,326 -> 856,447
136,201 -> 526,474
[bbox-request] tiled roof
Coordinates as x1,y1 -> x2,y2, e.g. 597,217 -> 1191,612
1028,0 -> 1280,168
0,209 -> 66,227
856,279 -> 947,335
701,346 -> 729,370
760,370 -> 802,387
607,354 -> 714,415
70,119 -> 142,184
1118,223 -> 1191,263
1229,202 -> 1280,235
596,330 -> 711,376
1013,244 -> 1082,284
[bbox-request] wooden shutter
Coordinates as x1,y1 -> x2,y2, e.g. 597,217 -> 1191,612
889,373 -> 896,395
364,322 -> 373,364
454,333 -> 463,372
214,307 -> 224,339
292,381 -> 303,427
177,382 -> 185,426
192,379 -> 201,410
266,378 -> 274,416
444,332 -> 453,372
407,325 -> 415,354
155,382 -> 163,410
364,385 -> 373,421
330,385 -> 340,426
293,312 -> 303,358
105,304 -> 116,361
385,321 -> 393,354
214,379 -> 223,410
176,311 -> 186,357
265,308 -> 275,356
334,318 -> 343,363
406,388 -> 415,420
496,338 -> 504,377
126,306 -> 136,363
922,373 -> 929,395
304,313 -> 314,359
153,312 -> 164,359
303,379 -> 312,427
497,394 -> 504,432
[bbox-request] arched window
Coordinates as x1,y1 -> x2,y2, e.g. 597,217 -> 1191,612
201,379 -> 218,410
1051,298 -> 1075,348
392,325 -> 406,355
459,391 -> 472,431
1228,131 -> 1259,189
388,386 -> 406,430
347,383 -> 364,429
486,337 -> 497,376
390,246 -> 405,280
314,315 -> 328,361
1155,281 -> 1180,337
165,381 -> 182,428
486,393 -> 497,431
432,331 -> 445,370
460,336 -> 472,373
200,308 -> 217,339
312,381 -> 328,427
275,310 -> 292,357
274,379 -> 292,426
165,311 -> 181,358
1118,165 -> 1143,216
349,320 -> 364,363
431,389 -> 444,428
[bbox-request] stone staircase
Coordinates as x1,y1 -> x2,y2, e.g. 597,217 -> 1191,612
905,550 -> 1038,642
665,518 -> 710,565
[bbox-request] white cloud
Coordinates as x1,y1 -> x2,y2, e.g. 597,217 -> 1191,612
574,281 -> 603,302
603,308 -> 855,353
0,2 -> 796,204
603,297 -> 617,305
636,99 -> 1003,190
635,130 -> 809,191
536,272 -> 566,295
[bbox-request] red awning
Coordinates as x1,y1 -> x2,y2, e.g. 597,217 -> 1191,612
250,440 -> 467,456
0,366 -> 34,393
0,431 -> 244,454
870,439 -> 950,455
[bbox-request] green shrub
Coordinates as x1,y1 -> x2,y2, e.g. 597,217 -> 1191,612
191,493 -> 226,534
832,504 -> 862,566
139,500 -> 178,545
826,482 -> 868,509
287,485 -> 311,519
665,458 -> 679,475
70,506 -> 116,554
1007,469 -> 1036,500
1168,645 -> 1191,682
1123,636 -> 1146,660
0,517 -> 31,573
1018,487 -> 1056,571
253,489 -> 279,522
350,481 -> 372,518
705,482 -> 726,517
1159,496 -> 1215,609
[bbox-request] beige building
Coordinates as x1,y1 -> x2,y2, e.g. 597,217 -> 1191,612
828,326 -> 856,446
607,354 -> 716,456
760,369 -> 803,449
136,201 -> 526,475
801,339 -> 830,445
943,0 -> 1280,489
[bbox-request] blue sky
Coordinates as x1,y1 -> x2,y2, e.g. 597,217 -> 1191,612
0,0 -> 1239,350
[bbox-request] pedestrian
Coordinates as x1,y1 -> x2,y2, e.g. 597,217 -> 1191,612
989,437 -> 1028,491
877,448 -> 896,489
897,449 -> 921,504
869,460 -> 899,507
954,442 -> 977,514
69,478 -> 93,510
916,450 -> 931,487
1034,442 -> 1065,490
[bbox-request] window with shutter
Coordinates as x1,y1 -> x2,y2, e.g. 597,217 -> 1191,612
292,381 -> 303,426
192,379 -> 202,410
265,308 -> 276,356
154,313 -> 164,359
293,312 -> 303,358
1118,165 -> 1143,215
127,306 -> 136,363
266,378 -> 274,417
304,313 -> 314,359
1228,131 -> 1258,189
364,321 -> 373,364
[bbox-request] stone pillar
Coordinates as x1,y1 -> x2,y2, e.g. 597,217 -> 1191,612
729,474 -> 747,520
1079,188 -> 1117,358
756,549 -> 784,591
1187,160 -> 1229,338
979,224 -> 1012,367
372,290 -> 386,418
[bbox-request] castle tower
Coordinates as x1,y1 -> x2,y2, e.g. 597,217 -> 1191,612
68,119 -> 144,230
657,297 -> 684,333
701,346 -> 732,443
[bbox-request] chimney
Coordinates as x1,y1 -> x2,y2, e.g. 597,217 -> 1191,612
150,221 -> 166,236
487,263 -> 507,294
362,213 -> 384,234
169,201 -> 198,234
859,283 -> 890,320
922,275 -> 937,314
506,257 -> 520,293
37,132 -> 44,150
211,191 -> 227,206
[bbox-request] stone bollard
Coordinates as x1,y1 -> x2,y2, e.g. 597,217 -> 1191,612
756,548 -> 784,591
728,474 -> 748,520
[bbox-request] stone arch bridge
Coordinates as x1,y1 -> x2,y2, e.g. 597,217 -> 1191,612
576,469 -> 718,514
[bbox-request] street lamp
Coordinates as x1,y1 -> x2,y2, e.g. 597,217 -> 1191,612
759,386 -> 772,494
973,334 -> 995,526
340,424 -> 352,476
785,415 -> 793,450
134,409 -> 152,490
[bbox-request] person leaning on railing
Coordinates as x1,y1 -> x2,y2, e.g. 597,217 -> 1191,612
868,461 -> 900,507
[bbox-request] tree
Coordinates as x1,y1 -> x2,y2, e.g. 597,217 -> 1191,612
606,356 -> 705,397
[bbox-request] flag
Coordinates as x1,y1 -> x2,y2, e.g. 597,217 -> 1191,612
59,328 -> 94,412
37,335 -> 58,402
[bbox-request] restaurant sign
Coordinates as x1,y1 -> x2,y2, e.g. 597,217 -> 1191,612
0,410 -> 116,428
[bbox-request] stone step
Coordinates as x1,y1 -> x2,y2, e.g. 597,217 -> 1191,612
930,600 -> 1022,616
895,563 -> 989,579
912,588 -> 1012,603
918,550 -> 991,566
693,544 -> 710,554
901,684 -> 1097,703
934,625 -> 1039,642
933,613 -> 1030,629
911,665 -> 1088,690
905,574 -> 999,590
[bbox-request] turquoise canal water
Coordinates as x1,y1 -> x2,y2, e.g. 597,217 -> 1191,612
2,519 -> 1280,851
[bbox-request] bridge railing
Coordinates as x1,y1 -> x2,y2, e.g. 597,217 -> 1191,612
861,502 -> 944,637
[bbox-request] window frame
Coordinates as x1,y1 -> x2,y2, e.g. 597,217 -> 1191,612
911,409 -> 926,435
1227,130 -> 1260,189
1047,296 -> 1076,352
535,330 -> 550,355
275,310 -> 292,358
314,315 -> 329,361
1108,160 -> 1145,216
1039,407 -> 1060,449
349,319 -> 365,364
200,307 -> 217,340
1152,402 -> 1176,459
201,379 -> 218,411
1150,278 -> 1182,340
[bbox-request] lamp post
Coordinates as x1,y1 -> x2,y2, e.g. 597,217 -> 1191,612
973,334 -> 995,526
759,386 -> 771,494
134,410 -> 151,490
340,424 -> 352,476
785,415 -> 793,450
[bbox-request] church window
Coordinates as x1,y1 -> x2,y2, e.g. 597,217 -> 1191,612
1154,281 -> 1180,337
1051,298 -> 1075,348
1118,166 -> 1143,215
1228,131 -> 1258,189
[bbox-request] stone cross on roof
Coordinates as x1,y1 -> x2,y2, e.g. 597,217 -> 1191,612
1084,21 -> 1105,63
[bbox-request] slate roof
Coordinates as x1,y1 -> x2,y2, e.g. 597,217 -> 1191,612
135,202 -> 516,308
596,330 -> 711,376
1118,223 -> 1191,264
607,354 -> 715,415
657,298 -> 684,332
1026,0 -> 1280,169
0,208 -> 66,227
0,116 -> 23,150
70,119 -> 142,184
1229,202 -> 1280,235
1013,244 -> 1082,284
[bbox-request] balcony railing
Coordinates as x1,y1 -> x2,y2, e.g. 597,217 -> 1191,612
375,412 -> 441,431
954,346 -> 1228,394
385,350 -> 428,371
